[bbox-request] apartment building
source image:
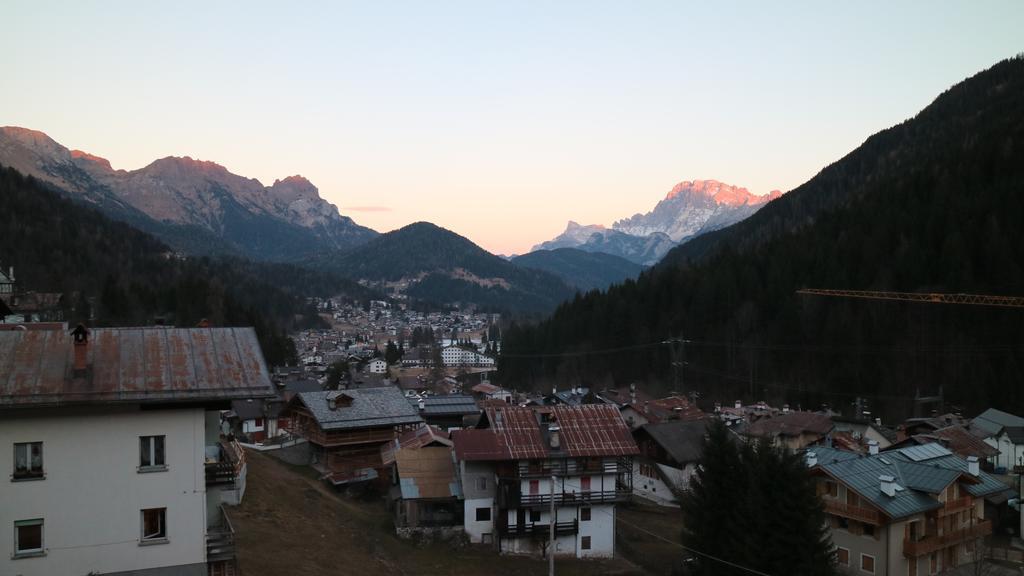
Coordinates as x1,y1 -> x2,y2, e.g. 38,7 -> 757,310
808,443 -> 1012,575
0,326 -> 274,576
452,404 -> 638,558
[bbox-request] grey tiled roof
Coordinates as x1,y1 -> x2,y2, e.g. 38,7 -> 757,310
971,408 -> 1024,437
409,394 -> 480,416
296,388 -> 424,431
812,443 -> 1010,521
640,419 -> 710,465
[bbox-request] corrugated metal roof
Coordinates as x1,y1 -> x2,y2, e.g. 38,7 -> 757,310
395,447 -> 461,500
452,404 -> 638,461
0,327 -> 274,407
897,443 -> 952,462
813,443 -> 1010,521
382,425 -> 452,465
293,387 -> 424,431
745,412 -> 834,438
971,408 -> 1024,437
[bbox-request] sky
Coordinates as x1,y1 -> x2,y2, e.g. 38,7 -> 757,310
3,2 -> 1023,255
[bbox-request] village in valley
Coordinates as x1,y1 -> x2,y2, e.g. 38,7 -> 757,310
3,269 -> 1023,575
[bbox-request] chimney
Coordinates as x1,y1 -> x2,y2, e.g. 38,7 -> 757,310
71,324 -> 89,375
875,417 -> 882,426
672,406 -> 683,419
8,266 -> 13,282
734,400 -> 742,409
967,456 -> 979,476
782,404 -> 790,414
714,402 -> 721,413
418,398 -> 426,412
880,475 -> 896,497
806,452 -> 817,467
548,424 -> 561,449
868,440 -> 879,455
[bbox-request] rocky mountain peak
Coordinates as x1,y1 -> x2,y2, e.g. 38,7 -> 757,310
269,175 -> 319,203
70,149 -> 113,171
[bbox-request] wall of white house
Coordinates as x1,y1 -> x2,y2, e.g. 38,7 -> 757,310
499,504 -> 614,558
463,497 -> 495,544
984,434 -> 1023,470
0,407 -> 208,576
633,460 -> 684,507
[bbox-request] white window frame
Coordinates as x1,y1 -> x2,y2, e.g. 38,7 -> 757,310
14,519 -> 45,557
835,546 -> 850,566
12,442 -> 44,480
139,435 -> 166,471
860,552 -> 876,574
140,508 -> 167,544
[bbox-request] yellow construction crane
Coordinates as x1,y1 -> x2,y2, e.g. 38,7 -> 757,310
795,288 -> 1024,309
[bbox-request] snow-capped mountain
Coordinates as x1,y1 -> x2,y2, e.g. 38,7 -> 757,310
613,179 -> 782,243
533,222 -> 676,266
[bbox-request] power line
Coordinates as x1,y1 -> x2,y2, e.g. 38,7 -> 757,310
591,505 -> 774,576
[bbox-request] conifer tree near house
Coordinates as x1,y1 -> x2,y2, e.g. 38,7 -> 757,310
679,421 -> 835,576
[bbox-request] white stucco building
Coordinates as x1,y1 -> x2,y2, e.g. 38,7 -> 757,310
367,358 -> 388,374
441,345 -> 495,368
0,326 -> 273,576
452,404 -> 637,559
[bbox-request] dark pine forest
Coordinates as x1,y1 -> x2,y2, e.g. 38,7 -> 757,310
499,56 -> 1024,421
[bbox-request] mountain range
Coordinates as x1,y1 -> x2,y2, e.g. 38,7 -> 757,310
532,179 -> 780,265
310,222 -> 578,313
501,55 -> 1024,418
0,127 -> 376,261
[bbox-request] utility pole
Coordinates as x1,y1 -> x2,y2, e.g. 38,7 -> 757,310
663,335 -> 688,394
549,474 -> 555,576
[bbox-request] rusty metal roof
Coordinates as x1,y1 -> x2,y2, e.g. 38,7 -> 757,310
382,425 -> 452,466
452,404 -> 638,461
0,327 -> 274,408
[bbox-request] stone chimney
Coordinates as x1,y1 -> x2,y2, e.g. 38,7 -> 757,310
549,424 -> 561,450
868,440 -> 879,455
967,456 -> 979,476
418,398 -> 426,412
806,452 -> 817,467
880,474 -> 896,497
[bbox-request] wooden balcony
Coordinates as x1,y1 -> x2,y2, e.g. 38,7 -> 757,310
902,520 -> 992,557
938,496 -> 973,517
499,520 -> 579,538
516,489 -> 632,507
287,421 -> 397,447
824,498 -> 881,525
205,440 -> 246,486
513,458 -> 629,478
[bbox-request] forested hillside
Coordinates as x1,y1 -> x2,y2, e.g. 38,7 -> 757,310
512,248 -> 644,291
0,165 -> 376,365
313,222 -> 576,313
500,56 -> 1024,420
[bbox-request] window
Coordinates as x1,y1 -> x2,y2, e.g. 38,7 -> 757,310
530,510 -> 541,523
581,476 -> 591,491
141,508 -> 167,542
475,507 -> 491,522
139,436 -> 165,470
581,536 -> 591,550
860,553 -> 875,573
863,523 -> 875,538
838,517 -> 849,530
836,547 -> 849,566
14,519 -> 44,557
13,442 -> 44,480
254,418 -> 265,428
929,553 -> 938,574
826,481 -> 838,498
475,477 -> 487,491
529,480 -> 540,495
581,507 -> 591,522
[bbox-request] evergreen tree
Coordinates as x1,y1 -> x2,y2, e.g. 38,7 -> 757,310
385,340 -> 400,365
679,421 -> 835,576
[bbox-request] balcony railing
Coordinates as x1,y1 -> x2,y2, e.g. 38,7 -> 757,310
903,520 -> 992,557
938,496 -> 973,516
823,498 -> 881,525
207,505 -> 238,576
513,458 -> 627,478
205,440 -> 245,486
499,520 -> 579,537
516,489 -> 632,507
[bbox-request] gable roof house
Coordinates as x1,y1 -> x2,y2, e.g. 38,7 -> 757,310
631,419 -> 710,507
282,387 -> 424,485
743,411 -> 834,451
451,404 -> 639,558
809,443 -> 1013,575
618,395 -> 705,431
970,408 -> 1024,472
381,425 -> 463,536
410,394 -> 481,430
0,326 -> 274,576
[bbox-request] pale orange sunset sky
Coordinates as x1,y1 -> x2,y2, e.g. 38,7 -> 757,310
3,1 -> 1022,254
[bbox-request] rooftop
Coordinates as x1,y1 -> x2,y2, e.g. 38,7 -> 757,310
0,326 -> 274,408
453,404 -> 639,461
638,419 -> 710,464
744,411 -> 833,439
290,387 -> 424,431
812,443 -> 1011,521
